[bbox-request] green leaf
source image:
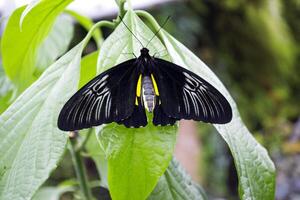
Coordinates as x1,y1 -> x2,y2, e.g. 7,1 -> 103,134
35,15 -> 74,76
0,92 -> 13,114
1,0 -> 73,92
0,66 -> 13,114
96,11 -> 177,200
32,186 -> 73,200
156,27 -> 275,200
19,0 -> 41,28
0,40 -> 85,199
98,124 -> 177,200
148,159 -> 207,200
0,36 -> 13,114
85,129 -> 108,188
79,51 -> 98,88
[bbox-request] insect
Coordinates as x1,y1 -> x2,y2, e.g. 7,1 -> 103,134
58,17 -> 232,131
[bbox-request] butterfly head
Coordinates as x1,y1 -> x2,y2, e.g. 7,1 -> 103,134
140,48 -> 150,56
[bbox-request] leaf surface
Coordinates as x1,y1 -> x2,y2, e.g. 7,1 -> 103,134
79,51 -> 98,88
1,0 -> 73,92
35,15 -> 74,75
0,40 -> 84,200
148,158 -> 207,200
0,60 -> 13,114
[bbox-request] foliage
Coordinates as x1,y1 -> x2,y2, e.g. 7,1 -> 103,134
1,0 -> 73,93
0,0 -> 277,200
149,159 -> 208,200
0,62 -> 13,114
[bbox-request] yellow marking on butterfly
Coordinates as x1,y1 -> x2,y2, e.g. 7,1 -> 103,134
135,97 -> 138,105
136,74 -> 142,97
151,74 -> 159,96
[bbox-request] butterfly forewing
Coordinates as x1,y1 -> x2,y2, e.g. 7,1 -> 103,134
152,58 -> 232,124
58,59 -> 139,131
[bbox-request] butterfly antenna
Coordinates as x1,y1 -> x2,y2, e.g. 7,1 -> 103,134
119,16 -> 144,48
145,16 -> 171,48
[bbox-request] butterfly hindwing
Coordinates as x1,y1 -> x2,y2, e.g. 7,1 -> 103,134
119,97 -> 148,128
152,98 -> 177,126
152,58 -> 232,124
58,59 -> 142,131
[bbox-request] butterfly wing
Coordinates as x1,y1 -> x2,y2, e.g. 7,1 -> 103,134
58,59 -> 142,131
152,58 -> 232,124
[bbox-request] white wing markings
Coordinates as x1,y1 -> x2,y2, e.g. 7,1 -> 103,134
106,93 -> 111,118
79,92 -> 94,124
66,73 -> 114,126
183,71 -> 226,119
182,91 -> 190,115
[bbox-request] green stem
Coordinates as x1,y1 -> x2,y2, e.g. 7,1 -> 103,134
77,128 -> 93,152
64,9 -> 104,49
82,20 -> 116,48
116,0 -> 132,18
69,132 -> 94,200
118,0 -> 126,17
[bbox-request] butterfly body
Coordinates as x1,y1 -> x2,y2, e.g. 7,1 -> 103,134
141,75 -> 156,112
58,47 -> 232,131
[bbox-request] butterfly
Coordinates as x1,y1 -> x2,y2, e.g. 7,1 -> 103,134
58,15 -> 232,131
57,46 -> 232,131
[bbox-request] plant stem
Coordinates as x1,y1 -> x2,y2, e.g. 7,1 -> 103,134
69,132 -> 94,200
118,0 -> 126,17
64,9 -> 104,49
77,128 -> 93,152
116,0 -> 132,17
82,20 -> 116,48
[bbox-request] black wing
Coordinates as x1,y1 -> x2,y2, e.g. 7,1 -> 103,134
152,99 -> 177,126
152,58 -> 232,124
58,59 -> 143,131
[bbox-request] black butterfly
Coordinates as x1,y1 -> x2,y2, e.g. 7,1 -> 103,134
58,47 -> 232,131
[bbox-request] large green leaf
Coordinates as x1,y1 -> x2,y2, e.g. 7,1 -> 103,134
98,124 -> 177,200
35,15 -> 74,76
19,0 -> 42,27
96,11 -> 177,200
79,51 -> 98,88
0,40 -> 85,199
155,27 -> 276,200
1,0 -> 73,92
148,159 -> 207,200
0,55 -> 14,114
